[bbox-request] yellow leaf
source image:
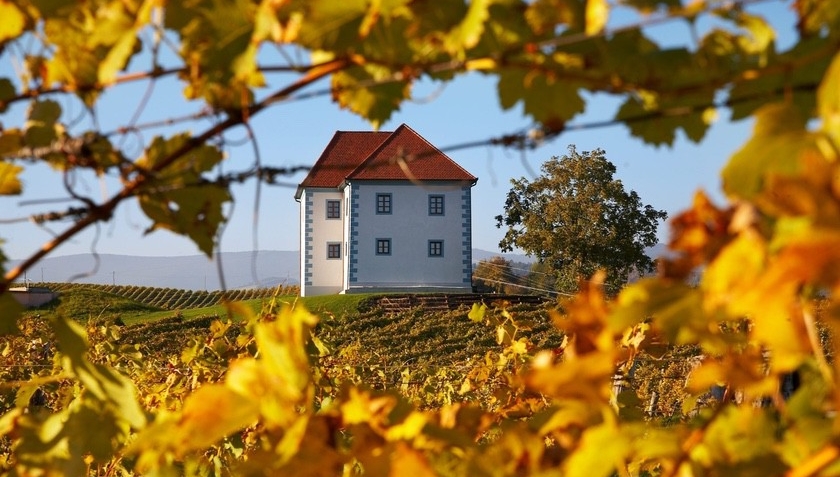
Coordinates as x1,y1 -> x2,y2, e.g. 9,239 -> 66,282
340,387 -> 376,425
0,1 -> 26,42
0,162 -> 23,195
468,302 -> 486,322
527,351 -> 615,404
385,411 -> 428,441
722,102 -> 814,200
510,337 -> 529,355
98,32 -> 138,85
131,384 -> 259,460
702,231 -> 767,315
564,421 -> 630,477
818,51 -> 840,150
389,442 -> 436,477
585,0 -> 609,36
465,57 -> 497,71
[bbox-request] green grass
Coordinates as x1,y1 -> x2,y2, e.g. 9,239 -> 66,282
30,287 -> 161,322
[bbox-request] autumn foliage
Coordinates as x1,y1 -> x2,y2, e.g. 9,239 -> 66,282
2,0 -> 840,475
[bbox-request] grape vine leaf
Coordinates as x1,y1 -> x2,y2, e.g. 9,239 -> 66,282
331,65 -> 411,128
818,52 -> 840,146
0,77 -> 15,113
722,102 -> 813,201
525,0 -> 584,33
0,162 -> 23,195
134,384 -> 259,461
564,421 -> 630,477
0,1 -> 25,43
51,315 -> 147,429
468,302 -> 487,323
24,100 -> 62,149
444,0 -> 491,55
498,69 -> 585,129
136,134 -> 229,256
585,0 -> 609,36
0,292 -> 23,334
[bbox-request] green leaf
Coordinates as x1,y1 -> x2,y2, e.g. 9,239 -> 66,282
29,0 -> 70,18
332,65 -> 410,128
444,0 -> 490,55
23,100 -> 63,150
136,134 -> 229,255
139,184 -> 230,257
0,162 -> 23,195
619,0 -> 681,14
722,102 -> 813,201
795,0 -> 840,35
80,133 -> 125,172
728,39 -> 828,121
295,0 -> 368,50
28,100 -> 61,124
617,89 -> 715,146
137,133 -> 221,175
498,69 -> 585,128
732,11 -> 775,55
0,292 -> 23,335
0,1 -> 26,43
525,0 -> 584,33
0,78 -> 15,113
0,129 -> 24,156
613,278 -> 707,345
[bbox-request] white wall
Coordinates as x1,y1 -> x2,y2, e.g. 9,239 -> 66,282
347,181 -> 472,292
300,189 -> 345,296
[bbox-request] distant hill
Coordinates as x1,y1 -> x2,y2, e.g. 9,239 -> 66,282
8,245 -> 668,291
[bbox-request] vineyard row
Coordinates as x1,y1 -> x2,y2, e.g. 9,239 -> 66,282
34,282 -> 300,310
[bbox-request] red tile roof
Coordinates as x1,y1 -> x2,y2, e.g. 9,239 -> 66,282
297,130 -> 391,190
347,124 -> 477,182
296,124 -> 475,198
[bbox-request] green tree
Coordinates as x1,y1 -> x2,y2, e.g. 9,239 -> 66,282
496,146 -> 667,294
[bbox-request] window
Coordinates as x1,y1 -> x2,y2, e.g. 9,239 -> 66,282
376,193 -> 392,214
428,240 -> 443,257
326,200 -> 341,219
327,243 -> 341,259
429,195 -> 444,215
376,238 -> 391,255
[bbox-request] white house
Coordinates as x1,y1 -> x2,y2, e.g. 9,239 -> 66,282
295,124 -> 477,296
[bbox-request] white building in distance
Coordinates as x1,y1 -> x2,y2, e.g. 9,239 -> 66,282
295,124 -> 477,296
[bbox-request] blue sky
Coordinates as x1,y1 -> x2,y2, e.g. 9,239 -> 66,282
1,1 -> 792,261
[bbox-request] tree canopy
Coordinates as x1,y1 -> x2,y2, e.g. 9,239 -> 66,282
496,146 -> 667,293
473,256 -> 521,294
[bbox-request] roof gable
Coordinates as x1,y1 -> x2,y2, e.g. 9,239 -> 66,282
347,124 -> 476,182
297,131 -> 391,193
296,124 -> 475,198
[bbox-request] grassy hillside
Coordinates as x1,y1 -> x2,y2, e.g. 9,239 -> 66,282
21,285 -> 561,372
318,301 -> 563,368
